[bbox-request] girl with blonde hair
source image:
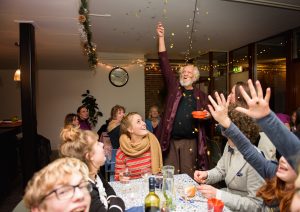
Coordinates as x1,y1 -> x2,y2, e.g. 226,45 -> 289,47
115,112 -> 163,181
60,126 -> 125,212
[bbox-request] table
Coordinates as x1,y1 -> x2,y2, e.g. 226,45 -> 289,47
0,122 -> 21,198
109,174 -> 231,212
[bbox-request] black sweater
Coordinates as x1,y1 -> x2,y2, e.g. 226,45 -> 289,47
89,174 -> 125,212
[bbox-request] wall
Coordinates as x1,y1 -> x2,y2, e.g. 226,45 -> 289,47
0,52 -> 145,150
0,70 -> 21,120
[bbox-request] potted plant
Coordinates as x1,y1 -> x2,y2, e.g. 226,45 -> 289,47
81,90 -> 103,127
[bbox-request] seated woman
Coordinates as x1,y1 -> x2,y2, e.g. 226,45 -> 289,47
107,105 -> 126,149
64,113 -> 79,128
60,126 -> 125,212
23,157 -> 91,212
145,105 -> 160,134
194,105 -> 264,212
208,91 -> 297,211
114,112 -> 163,181
77,105 -> 92,130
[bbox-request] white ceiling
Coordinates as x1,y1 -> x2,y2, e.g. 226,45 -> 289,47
1,0 -> 300,70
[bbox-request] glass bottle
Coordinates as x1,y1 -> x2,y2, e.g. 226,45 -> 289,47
144,176 -> 160,212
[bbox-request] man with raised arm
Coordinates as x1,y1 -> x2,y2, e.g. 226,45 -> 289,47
155,22 -> 210,176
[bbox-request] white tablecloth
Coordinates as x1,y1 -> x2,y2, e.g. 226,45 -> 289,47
109,174 -> 231,212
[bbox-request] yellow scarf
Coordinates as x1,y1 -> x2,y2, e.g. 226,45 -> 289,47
107,120 -> 120,132
119,132 -> 163,174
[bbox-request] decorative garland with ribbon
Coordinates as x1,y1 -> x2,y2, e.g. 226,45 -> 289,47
78,0 -> 98,70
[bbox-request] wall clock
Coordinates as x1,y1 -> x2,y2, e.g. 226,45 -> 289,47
109,67 -> 129,87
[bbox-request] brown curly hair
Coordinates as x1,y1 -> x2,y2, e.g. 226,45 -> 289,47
228,104 -> 260,145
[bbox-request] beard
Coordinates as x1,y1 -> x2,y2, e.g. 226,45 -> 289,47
179,77 -> 193,87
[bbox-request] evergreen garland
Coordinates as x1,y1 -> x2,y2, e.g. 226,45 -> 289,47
78,0 -> 98,70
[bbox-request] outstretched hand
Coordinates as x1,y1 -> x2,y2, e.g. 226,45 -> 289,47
235,79 -> 271,119
156,22 -> 164,38
208,92 -> 231,128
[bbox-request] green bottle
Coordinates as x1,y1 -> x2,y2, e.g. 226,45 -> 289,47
144,176 -> 160,212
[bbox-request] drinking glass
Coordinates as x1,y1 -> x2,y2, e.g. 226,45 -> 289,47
119,167 -> 130,184
141,168 -> 152,183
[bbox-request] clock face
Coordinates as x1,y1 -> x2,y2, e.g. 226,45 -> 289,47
109,67 -> 129,87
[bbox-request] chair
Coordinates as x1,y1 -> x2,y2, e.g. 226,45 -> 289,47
105,148 -> 117,182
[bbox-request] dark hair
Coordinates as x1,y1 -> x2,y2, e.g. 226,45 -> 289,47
64,113 -> 78,127
234,81 -> 250,108
77,105 -> 87,114
228,104 -> 260,145
110,105 -> 125,119
295,107 -> 300,132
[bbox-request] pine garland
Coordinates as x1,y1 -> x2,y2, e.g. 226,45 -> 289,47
78,0 -> 98,70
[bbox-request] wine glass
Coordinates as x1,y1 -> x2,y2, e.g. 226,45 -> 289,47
119,167 -> 131,184
141,168 -> 152,182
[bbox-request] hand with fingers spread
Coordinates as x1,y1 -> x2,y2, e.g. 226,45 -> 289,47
235,79 -> 271,119
197,184 -> 217,199
208,92 -> 231,128
194,170 -> 208,184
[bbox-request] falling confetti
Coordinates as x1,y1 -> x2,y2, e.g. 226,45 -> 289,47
186,24 -> 190,28
171,32 -> 175,36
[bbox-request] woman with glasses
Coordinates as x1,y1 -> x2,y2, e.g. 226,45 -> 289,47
23,157 -> 91,212
60,126 -> 125,212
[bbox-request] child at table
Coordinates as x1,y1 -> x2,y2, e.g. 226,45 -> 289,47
114,112 -> 163,181
194,104 -> 264,211
60,126 -> 125,212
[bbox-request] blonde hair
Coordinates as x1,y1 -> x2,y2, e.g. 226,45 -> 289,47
178,65 -> 200,82
120,112 -> 138,138
23,157 -> 89,209
60,126 -> 98,165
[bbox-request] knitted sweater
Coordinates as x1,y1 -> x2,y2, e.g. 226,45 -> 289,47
114,149 -> 151,181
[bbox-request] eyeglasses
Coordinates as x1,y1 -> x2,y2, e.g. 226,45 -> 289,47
42,181 -> 92,201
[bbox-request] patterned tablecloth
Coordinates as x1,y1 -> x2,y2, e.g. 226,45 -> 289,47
109,174 -> 231,212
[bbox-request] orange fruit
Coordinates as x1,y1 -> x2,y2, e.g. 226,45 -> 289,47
184,185 -> 196,197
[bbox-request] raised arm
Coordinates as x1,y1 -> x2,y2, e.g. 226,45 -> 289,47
208,92 -> 277,178
236,79 -> 300,170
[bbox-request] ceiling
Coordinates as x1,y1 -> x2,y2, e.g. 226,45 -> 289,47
1,0 -> 300,70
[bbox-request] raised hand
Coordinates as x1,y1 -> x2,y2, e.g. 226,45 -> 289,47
235,79 -> 271,119
156,22 -> 164,38
194,170 -> 208,184
208,92 -> 231,128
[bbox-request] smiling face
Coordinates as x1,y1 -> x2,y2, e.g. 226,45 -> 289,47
276,156 -> 297,184
78,107 -> 89,120
179,65 -> 196,88
115,109 -> 125,122
127,114 -> 148,137
35,173 -> 91,212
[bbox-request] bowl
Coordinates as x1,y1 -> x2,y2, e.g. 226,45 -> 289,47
192,111 -> 208,119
